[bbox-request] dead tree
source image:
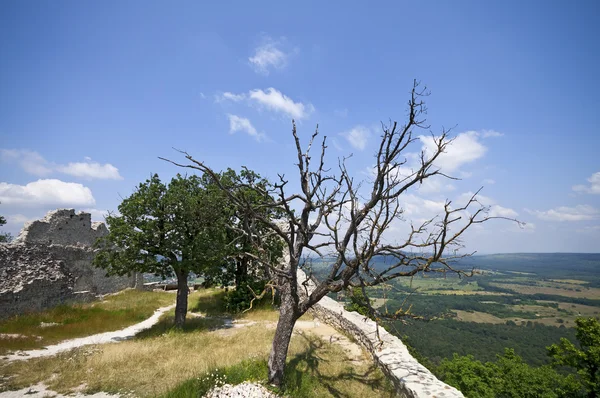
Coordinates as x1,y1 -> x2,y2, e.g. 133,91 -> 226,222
161,81 -> 520,387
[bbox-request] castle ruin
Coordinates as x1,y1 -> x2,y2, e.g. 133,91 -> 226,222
0,209 -> 139,320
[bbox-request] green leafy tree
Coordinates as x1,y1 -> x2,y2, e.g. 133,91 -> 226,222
0,213 -> 13,243
205,168 -> 284,291
94,174 -> 231,328
438,349 -> 582,398
548,317 -> 600,397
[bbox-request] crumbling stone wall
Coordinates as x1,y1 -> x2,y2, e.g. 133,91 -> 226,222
0,209 -> 138,320
297,269 -> 464,398
13,209 -> 108,247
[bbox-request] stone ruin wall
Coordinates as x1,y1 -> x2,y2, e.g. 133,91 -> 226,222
0,209 -> 139,320
298,269 -> 464,398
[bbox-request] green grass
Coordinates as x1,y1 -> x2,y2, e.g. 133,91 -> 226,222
0,289 -> 175,354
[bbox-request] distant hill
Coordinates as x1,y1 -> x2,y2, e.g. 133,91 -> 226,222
460,253 -> 600,280
304,253 -> 600,284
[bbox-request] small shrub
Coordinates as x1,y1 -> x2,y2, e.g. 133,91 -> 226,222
223,281 -> 273,313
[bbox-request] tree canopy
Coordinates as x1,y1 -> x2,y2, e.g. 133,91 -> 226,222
437,349 -> 581,398
548,317 -> 600,397
0,212 -> 12,243
94,173 -> 232,327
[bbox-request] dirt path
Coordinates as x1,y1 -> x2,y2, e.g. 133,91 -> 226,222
2,305 -> 175,362
212,317 -> 365,363
0,383 -> 119,398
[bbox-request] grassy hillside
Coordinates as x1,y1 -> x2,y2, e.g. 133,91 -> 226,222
0,289 -> 395,398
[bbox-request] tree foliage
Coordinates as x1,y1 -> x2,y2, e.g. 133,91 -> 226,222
548,317 -> 600,397
94,173 -> 231,327
438,349 -> 582,398
0,211 -> 13,243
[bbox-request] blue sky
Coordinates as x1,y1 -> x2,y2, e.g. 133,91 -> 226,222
1,1 -> 599,253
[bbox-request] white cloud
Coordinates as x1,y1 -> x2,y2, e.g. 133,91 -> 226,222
0,149 -> 53,176
481,130 -> 504,138
528,205 -> 599,222
416,178 -> 456,194
576,225 -> 600,233
483,179 -> 496,185
56,162 -> 123,180
0,179 -> 96,207
398,194 -> 446,218
518,222 -> 536,232
573,172 -> 600,194
215,92 -> 246,103
249,88 -> 314,120
341,126 -> 370,151
331,138 -> 343,151
0,149 -> 123,180
488,205 -> 518,218
419,131 -> 487,174
227,114 -> 266,142
6,214 -> 35,225
248,36 -> 294,75
457,191 -> 518,218
215,88 -> 314,120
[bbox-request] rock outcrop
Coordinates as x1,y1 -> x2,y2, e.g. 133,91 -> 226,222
0,209 -> 139,320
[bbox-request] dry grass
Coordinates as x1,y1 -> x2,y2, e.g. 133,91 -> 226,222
549,279 -> 589,285
0,289 -> 393,397
490,282 -> 600,299
427,290 -> 512,296
556,302 -> 600,316
512,304 -> 559,317
1,324 -> 277,396
0,290 -> 175,354
452,310 -> 507,324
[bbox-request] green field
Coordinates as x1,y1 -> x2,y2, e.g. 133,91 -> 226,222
326,253 -> 600,368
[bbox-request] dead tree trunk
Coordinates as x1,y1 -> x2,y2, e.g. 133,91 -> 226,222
174,268 -> 189,328
268,284 -> 299,386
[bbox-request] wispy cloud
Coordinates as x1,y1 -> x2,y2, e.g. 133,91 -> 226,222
573,171 -> 600,194
0,149 -> 53,176
56,162 -> 122,180
216,88 -> 314,120
227,114 -> 266,142
215,92 -> 246,103
526,205 -> 599,222
341,126 -> 370,151
0,149 -> 123,180
457,191 -> 518,218
248,36 -> 296,75
249,88 -> 314,120
481,130 -> 504,138
419,131 -> 487,173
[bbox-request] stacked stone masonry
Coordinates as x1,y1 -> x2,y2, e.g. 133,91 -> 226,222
298,270 -> 464,398
0,209 -> 138,320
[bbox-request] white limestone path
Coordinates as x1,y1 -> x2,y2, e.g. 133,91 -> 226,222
2,304 -> 175,362
0,383 -> 119,398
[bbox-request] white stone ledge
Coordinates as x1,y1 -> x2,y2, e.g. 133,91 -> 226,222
298,270 -> 464,398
